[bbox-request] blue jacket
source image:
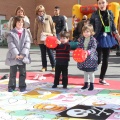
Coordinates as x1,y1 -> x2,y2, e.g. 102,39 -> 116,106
90,10 -> 117,38
77,36 -> 98,72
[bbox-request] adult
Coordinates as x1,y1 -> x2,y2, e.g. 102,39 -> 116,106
90,0 -> 120,85
8,6 -> 33,42
73,16 -> 89,40
52,6 -> 65,39
63,15 -> 69,32
33,5 -> 56,72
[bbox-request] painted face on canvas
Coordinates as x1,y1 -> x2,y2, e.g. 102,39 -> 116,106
83,29 -> 91,38
97,0 -> 108,11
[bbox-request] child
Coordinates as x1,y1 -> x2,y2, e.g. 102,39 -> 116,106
5,16 -> 31,92
77,24 -> 98,91
90,0 -> 120,85
52,32 -> 70,89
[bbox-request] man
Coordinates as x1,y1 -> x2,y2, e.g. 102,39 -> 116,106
52,6 -> 66,39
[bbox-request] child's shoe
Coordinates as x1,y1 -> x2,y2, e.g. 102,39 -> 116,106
33,74 -> 39,80
88,82 -> 94,91
81,82 -> 88,90
52,85 -> 57,88
20,88 -> 26,92
8,88 -> 14,92
63,85 -> 67,89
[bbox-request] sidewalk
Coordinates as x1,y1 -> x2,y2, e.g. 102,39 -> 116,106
0,47 -> 120,81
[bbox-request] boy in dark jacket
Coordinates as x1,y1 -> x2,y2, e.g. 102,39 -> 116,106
52,32 -> 70,89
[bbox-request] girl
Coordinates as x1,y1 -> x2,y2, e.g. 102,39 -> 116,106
5,16 -> 31,92
77,24 -> 98,91
90,0 -> 120,85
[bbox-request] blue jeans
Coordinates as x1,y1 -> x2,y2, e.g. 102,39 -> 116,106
57,34 -> 60,40
39,44 -> 55,68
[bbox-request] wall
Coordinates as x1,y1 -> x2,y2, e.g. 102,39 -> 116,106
0,0 -> 119,39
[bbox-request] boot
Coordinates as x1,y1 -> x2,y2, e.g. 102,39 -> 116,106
81,82 -> 88,90
88,82 -> 94,91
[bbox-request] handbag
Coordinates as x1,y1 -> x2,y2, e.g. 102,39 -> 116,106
40,32 -> 53,41
40,33 -> 47,41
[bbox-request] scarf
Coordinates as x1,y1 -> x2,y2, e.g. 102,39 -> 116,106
15,28 -> 23,38
38,15 -> 45,24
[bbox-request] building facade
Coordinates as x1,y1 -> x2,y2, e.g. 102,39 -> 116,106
0,0 -> 119,38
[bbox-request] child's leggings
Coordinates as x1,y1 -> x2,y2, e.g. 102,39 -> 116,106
84,71 -> 94,83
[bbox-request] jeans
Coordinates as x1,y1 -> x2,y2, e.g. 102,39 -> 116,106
8,64 -> 26,89
57,33 -> 60,40
97,47 -> 110,80
39,44 -> 55,68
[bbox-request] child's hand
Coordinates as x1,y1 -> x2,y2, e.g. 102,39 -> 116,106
44,40 -> 46,45
34,40 -> 38,45
15,55 -> 20,60
19,55 -> 24,59
56,39 -> 61,44
85,51 -> 88,58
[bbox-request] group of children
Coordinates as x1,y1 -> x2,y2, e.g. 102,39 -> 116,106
6,0 -> 120,92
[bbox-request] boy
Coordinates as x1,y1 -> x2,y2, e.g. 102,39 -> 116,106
52,32 -> 70,89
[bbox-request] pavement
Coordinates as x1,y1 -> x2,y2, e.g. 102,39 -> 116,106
0,46 -> 120,81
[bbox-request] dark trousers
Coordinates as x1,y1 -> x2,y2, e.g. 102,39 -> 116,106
39,44 -> 55,68
97,47 -> 110,80
54,65 -> 68,86
8,64 -> 26,89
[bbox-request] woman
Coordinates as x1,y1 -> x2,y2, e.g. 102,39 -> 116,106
34,5 -> 56,72
90,0 -> 120,85
8,6 -> 32,42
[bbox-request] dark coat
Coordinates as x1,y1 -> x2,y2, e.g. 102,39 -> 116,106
90,10 -> 117,38
77,36 -> 98,72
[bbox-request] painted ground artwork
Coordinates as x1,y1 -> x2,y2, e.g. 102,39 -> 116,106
0,72 -> 120,120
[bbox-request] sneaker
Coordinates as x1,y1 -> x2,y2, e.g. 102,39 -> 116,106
38,75 -> 46,80
99,79 -> 109,86
41,68 -> 47,72
1,74 -> 9,80
52,67 -> 55,72
33,74 -> 39,80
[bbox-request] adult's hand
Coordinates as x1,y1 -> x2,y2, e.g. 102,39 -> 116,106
34,40 -> 38,45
